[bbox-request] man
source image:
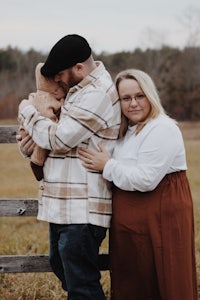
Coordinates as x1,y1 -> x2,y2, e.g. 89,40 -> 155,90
18,34 -> 121,299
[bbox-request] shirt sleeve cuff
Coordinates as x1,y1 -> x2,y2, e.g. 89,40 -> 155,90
19,104 -> 37,120
18,104 -> 39,137
103,158 -> 116,181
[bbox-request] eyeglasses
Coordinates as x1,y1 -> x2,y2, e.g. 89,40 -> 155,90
120,93 -> 146,103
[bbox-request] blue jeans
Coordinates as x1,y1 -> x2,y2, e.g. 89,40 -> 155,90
49,223 -> 107,300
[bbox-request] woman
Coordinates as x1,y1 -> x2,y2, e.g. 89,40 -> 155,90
78,69 -> 198,300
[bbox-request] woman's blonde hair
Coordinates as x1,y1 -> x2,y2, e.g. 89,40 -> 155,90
115,69 -> 166,136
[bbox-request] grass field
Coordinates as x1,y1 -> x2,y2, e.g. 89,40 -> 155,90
0,120 -> 199,299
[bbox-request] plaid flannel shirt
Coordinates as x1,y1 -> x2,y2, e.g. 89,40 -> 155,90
19,62 -> 121,228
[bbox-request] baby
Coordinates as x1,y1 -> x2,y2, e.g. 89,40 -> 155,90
19,62 -> 65,181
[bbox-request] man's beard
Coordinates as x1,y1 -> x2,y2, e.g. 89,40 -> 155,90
60,69 -> 81,94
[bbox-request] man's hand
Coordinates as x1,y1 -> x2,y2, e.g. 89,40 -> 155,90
16,134 -> 35,157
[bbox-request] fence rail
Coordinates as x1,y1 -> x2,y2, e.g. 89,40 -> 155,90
0,125 -> 109,273
0,125 -> 19,143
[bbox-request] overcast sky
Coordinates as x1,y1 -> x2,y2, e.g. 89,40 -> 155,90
1,0 -> 200,54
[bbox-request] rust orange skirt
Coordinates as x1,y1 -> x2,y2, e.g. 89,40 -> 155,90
110,171 -> 198,300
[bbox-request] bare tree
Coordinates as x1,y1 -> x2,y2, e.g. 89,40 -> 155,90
139,27 -> 168,50
178,5 -> 200,47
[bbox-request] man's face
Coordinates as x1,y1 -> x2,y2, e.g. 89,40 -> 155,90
54,67 -> 82,94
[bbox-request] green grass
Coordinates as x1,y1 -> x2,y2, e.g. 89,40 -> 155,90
0,121 -> 199,299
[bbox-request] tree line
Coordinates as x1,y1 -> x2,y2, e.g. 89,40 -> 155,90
0,46 -> 199,121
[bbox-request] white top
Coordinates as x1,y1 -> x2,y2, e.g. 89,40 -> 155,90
103,115 -> 187,192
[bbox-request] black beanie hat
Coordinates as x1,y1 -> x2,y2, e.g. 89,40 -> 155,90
41,34 -> 92,77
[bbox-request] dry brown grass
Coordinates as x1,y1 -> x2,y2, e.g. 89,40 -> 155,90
0,121 -> 199,299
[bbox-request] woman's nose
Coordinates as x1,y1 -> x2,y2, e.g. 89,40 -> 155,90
129,98 -> 138,106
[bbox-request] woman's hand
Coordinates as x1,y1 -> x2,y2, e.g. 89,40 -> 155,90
78,143 -> 110,172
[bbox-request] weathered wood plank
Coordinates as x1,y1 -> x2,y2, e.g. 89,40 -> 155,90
0,254 -> 109,273
0,199 -> 38,216
0,125 -> 19,143
0,197 -> 109,272
0,255 -> 52,273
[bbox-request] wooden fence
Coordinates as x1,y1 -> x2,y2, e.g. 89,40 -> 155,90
0,125 -> 109,273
